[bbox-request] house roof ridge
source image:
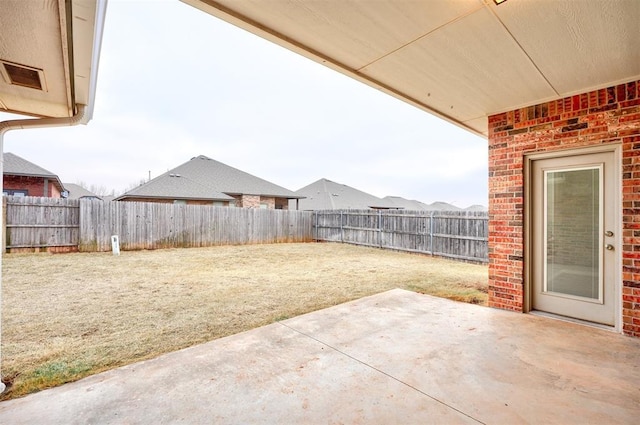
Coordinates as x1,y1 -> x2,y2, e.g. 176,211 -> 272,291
118,154 -> 302,201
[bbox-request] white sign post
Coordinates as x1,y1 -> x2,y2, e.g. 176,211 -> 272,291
111,235 -> 120,256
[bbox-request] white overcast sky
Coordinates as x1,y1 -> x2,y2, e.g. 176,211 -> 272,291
1,0 -> 488,208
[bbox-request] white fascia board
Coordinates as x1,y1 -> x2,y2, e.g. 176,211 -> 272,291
71,0 -> 109,124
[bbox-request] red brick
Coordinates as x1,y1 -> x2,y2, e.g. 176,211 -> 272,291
488,79 -> 640,338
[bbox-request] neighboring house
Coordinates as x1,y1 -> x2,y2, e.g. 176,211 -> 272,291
2,152 -> 65,198
383,196 -> 466,212
464,205 -> 488,212
424,201 -> 462,212
63,183 -> 102,200
292,178 -> 397,210
382,196 -> 430,211
115,155 -> 303,209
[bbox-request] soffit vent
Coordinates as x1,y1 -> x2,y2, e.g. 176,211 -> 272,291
0,60 -> 46,91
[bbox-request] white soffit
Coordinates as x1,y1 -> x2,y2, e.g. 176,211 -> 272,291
0,0 -> 107,120
0,0 -> 71,117
495,0 -> 640,96
183,0 -> 640,137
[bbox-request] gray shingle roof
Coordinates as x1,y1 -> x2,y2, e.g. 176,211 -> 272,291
294,178 -> 397,210
62,183 -> 102,200
424,201 -> 462,211
3,152 -> 65,192
464,204 -> 488,212
117,155 -> 301,201
3,152 -> 57,178
382,196 -> 431,211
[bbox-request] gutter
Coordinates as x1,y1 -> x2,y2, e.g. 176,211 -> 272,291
0,103 -> 86,394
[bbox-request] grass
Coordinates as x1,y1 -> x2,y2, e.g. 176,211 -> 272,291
1,242 -> 487,400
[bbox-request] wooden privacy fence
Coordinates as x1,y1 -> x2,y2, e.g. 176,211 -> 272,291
3,197 -> 488,262
4,197 -> 80,252
79,200 -> 314,251
3,197 -> 314,252
313,209 -> 489,263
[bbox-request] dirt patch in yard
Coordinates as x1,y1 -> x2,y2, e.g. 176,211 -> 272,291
1,242 -> 487,400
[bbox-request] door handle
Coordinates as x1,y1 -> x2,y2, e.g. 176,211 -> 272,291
605,231 -> 614,237
605,244 -> 614,251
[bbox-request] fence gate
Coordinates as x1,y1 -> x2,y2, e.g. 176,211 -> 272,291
4,196 -> 80,252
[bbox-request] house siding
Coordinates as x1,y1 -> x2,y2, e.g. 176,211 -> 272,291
488,80 -> 640,337
3,175 -> 62,198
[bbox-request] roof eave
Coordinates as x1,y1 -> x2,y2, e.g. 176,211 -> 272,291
71,0 -> 109,124
223,192 -> 305,199
114,194 -> 234,202
180,0 -> 485,138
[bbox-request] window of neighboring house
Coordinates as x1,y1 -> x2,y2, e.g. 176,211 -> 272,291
212,201 -> 225,207
174,199 -> 187,205
260,203 -> 268,209
3,189 -> 28,197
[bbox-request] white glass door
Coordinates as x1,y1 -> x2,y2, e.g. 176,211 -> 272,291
531,151 -> 617,325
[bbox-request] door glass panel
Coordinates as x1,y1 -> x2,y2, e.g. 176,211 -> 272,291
544,167 -> 601,300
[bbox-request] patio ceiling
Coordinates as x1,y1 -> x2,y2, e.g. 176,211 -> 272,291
182,0 -> 640,137
0,0 -> 107,122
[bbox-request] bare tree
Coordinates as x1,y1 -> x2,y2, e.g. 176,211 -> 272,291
75,181 -> 116,197
121,178 -> 148,194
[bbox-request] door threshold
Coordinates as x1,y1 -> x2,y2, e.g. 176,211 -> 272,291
529,310 -> 617,332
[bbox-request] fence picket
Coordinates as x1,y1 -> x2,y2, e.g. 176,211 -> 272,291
4,198 -> 488,262
313,209 -> 488,263
4,197 -> 315,252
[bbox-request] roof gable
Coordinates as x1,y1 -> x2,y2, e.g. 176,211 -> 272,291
63,183 -> 102,200
295,178 -> 396,210
383,196 -> 430,211
3,152 -> 65,193
118,155 -> 301,201
3,152 -> 57,178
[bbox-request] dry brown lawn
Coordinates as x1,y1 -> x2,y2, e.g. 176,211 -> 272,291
1,242 -> 487,400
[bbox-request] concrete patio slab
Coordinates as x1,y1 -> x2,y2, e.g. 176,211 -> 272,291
1,289 -> 638,424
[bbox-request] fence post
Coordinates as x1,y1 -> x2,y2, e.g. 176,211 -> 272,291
340,211 -> 344,243
314,211 -> 318,240
429,211 -> 434,256
2,197 -> 5,254
378,210 -> 382,248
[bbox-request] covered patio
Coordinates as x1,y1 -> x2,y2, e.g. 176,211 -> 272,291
0,289 -> 638,424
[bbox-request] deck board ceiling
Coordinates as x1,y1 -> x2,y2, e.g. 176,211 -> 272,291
0,0 -> 105,120
182,0 -> 640,137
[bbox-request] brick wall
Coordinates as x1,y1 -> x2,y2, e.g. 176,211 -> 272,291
488,80 -> 640,337
3,175 -> 62,198
260,196 -> 275,209
232,195 -> 287,209
237,194 -> 260,208
275,198 -> 289,210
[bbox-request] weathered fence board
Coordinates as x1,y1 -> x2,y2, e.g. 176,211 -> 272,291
4,197 -> 80,251
78,200 -> 315,252
3,197 -> 314,252
4,198 -> 488,262
313,209 -> 488,263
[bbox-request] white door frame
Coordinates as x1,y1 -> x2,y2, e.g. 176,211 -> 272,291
524,144 -> 622,331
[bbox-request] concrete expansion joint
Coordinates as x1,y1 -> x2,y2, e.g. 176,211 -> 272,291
276,321 -> 486,425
